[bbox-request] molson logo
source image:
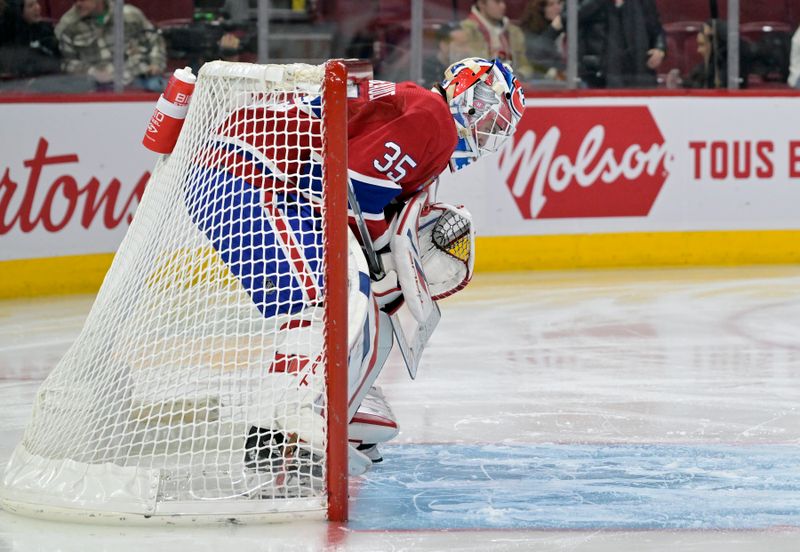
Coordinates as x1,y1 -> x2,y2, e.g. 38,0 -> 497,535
0,138 -> 149,234
498,106 -> 669,219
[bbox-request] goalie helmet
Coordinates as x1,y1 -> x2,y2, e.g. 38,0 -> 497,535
440,57 -> 525,171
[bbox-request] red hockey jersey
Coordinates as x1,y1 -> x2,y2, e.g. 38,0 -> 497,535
205,80 -> 457,249
346,80 -> 458,247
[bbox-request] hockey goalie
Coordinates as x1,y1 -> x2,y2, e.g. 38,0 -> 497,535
0,57 -> 524,522
184,57 -> 525,485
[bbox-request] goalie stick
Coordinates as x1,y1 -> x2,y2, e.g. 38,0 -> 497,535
346,178 -> 440,380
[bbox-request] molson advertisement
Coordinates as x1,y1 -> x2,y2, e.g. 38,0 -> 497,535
439,96 -> 800,238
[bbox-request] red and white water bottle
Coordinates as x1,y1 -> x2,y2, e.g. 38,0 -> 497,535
142,67 -> 196,154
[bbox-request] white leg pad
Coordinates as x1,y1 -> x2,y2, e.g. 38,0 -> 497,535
348,386 -> 400,446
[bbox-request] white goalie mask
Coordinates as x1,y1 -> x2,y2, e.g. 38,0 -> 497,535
440,57 -> 526,171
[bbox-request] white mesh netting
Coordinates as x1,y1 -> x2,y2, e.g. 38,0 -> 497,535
1,61 -> 344,521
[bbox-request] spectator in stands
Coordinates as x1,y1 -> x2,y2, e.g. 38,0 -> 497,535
577,0 -> 666,88
422,22 -> 470,86
218,32 -> 244,62
0,0 -> 61,78
54,0 -> 166,92
0,0 -> 10,43
789,26 -> 800,88
519,0 -> 565,82
683,20 -> 749,89
459,0 -> 534,80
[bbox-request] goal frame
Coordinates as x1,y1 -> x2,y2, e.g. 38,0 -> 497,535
0,60 -> 351,524
322,60 -> 349,523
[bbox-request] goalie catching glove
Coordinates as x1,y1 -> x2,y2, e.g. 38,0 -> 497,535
383,192 -> 475,322
418,201 -> 475,299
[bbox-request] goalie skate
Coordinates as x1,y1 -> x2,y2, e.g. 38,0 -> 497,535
244,427 -> 323,498
356,444 -> 383,463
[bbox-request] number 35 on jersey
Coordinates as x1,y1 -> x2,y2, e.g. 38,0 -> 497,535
373,141 -> 418,182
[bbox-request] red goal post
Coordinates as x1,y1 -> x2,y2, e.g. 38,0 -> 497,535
0,60 -> 351,523
323,60 -> 349,523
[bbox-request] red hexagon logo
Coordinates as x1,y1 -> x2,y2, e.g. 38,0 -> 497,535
497,106 -> 669,219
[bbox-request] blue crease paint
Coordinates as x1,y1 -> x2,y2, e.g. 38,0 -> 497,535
349,444 -> 800,530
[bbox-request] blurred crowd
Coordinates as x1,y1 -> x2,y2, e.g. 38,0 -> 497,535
0,0 -> 798,94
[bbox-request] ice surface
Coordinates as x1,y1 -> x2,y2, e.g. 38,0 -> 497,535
2,267 -> 800,550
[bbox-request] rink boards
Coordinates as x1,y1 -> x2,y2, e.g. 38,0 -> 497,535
2,92 -> 800,296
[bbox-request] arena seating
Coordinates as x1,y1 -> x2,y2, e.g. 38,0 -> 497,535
741,21 -> 793,85
33,0 -> 800,89
660,21 -> 703,78
654,0 -> 798,87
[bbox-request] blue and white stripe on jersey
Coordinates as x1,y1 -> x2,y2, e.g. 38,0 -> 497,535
348,169 -> 402,248
184,164 -> 324,319
348,169 -> 402,214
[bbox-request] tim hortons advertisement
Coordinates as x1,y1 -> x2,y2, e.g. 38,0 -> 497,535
439,96 -> 800,237
0,101 -> 157,261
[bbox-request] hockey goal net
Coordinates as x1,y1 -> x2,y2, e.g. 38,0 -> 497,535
0,61 -> 350,522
